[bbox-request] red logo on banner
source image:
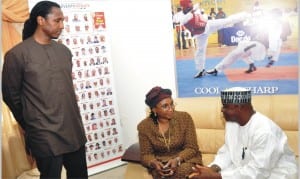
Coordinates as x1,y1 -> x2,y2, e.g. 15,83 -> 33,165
94,12 -> 106,29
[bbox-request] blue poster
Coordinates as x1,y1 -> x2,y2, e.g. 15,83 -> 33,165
172,0 -> 298,97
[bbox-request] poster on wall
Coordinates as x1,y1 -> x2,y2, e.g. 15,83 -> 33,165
28,0 -> 125,176
171,0 -> 298,97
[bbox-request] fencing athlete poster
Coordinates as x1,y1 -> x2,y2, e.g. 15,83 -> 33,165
29,0 -> 125,176
171,0 -> 298,97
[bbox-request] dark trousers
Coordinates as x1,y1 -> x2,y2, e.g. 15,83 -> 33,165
35,146 -> 88,179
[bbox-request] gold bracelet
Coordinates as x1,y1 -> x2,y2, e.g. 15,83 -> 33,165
175,157 -> 181,166
149,159 -> 157,168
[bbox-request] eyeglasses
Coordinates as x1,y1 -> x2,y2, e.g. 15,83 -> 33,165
158,103 -> 176,111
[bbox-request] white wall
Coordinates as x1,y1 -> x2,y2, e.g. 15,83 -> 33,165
105,0 -> 177,148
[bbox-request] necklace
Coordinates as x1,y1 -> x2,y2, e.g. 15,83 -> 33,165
159,125 -> 171,151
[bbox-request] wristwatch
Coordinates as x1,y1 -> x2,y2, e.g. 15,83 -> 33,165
210,164 -> 221,173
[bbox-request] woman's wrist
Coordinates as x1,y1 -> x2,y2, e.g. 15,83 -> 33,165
149,159 -> 158,168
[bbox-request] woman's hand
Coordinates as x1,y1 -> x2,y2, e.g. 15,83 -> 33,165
149,159 -> 164,170
160,158 -> 180,177
163,158 -> 180,169
149,159 -> 176,177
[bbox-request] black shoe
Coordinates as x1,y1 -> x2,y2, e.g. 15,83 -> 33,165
194,69 -> 206,78
245,63 -> 257,73
206,69 -> 218,76
266,60 -> 275,67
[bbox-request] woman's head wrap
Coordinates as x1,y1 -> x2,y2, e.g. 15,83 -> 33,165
145,86 -> 172,108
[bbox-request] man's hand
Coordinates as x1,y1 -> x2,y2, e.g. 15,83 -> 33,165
187,164 -> 222,179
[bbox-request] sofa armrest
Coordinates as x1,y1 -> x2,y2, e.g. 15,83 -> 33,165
122,143 -> 152,179
121,142 -> 141,163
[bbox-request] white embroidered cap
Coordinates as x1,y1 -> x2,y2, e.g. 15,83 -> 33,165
221,87 -> 251,104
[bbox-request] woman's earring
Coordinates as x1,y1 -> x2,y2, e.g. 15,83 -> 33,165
154,112 -> 157,117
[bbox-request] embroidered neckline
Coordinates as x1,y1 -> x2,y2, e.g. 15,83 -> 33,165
159,127 -> 171,151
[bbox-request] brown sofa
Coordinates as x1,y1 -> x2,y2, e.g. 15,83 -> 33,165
122,95 -> 298,178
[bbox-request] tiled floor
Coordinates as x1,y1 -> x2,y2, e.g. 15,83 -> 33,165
88,164 -> 127,179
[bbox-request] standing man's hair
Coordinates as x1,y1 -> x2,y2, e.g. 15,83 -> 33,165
22,1 -> 60,40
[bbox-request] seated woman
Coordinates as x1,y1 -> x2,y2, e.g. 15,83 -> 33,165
137,86 -> 203,178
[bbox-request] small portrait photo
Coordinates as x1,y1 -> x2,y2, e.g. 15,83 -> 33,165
95,142 -> 101,150
92,123 -> 97,130
90,112 -> 96,120
64,15 -> 69,22
112,148 -> 116,154
75,25 -> 81,32
106,129 -> 111,136
89,58 -> 95,66
86,36 -> 93,44
94,132 -> 98,140
81,48 -> 86,56
104,67 -> 110,75
88,47 -> 93,55
85,69 -> 90,78
95,46 -> 100,54
83,13 -> 89,21
111,118 -> 116,125
112,127 -> 118,135
85,24 -> 90,31
98,67 -> 102,76
94,90 -> 99,98
93,36 -> 99,43
89,144 -> 94,151
102,57 -> 108,64
82,103 -> 87,110
98,111 -> 102,118
65,25 -> 70,33
114,137 -> 118,143
102,99 -> 107,107
106,78 -> 110,85
84,114 -> 88,121
93,153 -> 98,160
65,38 -> 70,45
72,13 -> 80,22
80,38 -> 85,44
109,108 -> 115,115
99,35 -> 105,42
89,103 -> 94,110
72,38 -> 78,46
